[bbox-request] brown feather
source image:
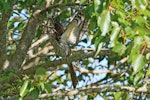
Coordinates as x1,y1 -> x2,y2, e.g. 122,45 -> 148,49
53,19 -> 64,41
68,63 -> 78,88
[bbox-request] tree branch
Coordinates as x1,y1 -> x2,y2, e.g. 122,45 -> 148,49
77,68 -> 114,74
7,10 -> 43,71
0,11 -> 13,70
22,44 -> 53,70
41,2 -> 89,13
22,49 -> 113,74
38,85 -> 150,99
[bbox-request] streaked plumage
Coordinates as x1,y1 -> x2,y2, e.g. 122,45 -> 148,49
52,11 -> 84,88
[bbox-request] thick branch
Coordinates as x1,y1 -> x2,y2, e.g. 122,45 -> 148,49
7,10 -> 43,70
0,0 -> 17,71
0,12 -> 12,70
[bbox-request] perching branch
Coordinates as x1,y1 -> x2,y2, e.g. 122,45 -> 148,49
22,49 -> 113,74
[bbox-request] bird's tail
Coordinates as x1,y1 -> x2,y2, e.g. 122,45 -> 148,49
68,63 -> 78,88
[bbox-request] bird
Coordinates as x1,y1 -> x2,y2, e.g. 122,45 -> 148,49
60,11 -> 84,45
52,11 -> 84,88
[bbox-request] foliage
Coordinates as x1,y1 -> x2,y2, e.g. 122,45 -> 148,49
0,0 -> 150,99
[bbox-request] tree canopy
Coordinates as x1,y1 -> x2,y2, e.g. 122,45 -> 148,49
0,0 -> 150,100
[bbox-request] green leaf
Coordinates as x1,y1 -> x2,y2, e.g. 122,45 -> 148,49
144,35 -> 150,48
94,0 -> 102,13
45,83 -> 52,93
57,10 -> 71,22
32,87 -> 39,100
146,53 -> 150,60
98,10 -> 111,36
133,16 -> 146,26
130,36 -> 143,55
110,22 -> 120,47
131,0 -> 136,8
112,43 -> 126,55
88,16 -> 97,31
125,26 -> 136,39
128,75 -> 134,84
138,0 -> 147,11
114,92 -> 129,100
143,9 -> 150,17
145,65 -> 150,76
37,0 -> 46,8
128,36 -> 144,62
84,3 -> 94,19
80,0 -> 88,4
94,36 -> 106,47
2,0 -> 12,12
94,42 -> 103,57
36,67 -> 46,76
0,71 -> 15,82
134,72 -> 144,85
132,54 -> 146,74
133,36 -> 143,48
40,82 -> 45,91
131,0 -> 147,11
20,80 -> 30,98
114,92 -> 122,100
